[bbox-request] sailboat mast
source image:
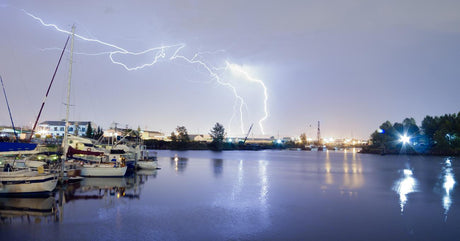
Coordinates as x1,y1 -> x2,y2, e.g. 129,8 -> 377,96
0,75 -> 18,141
62,25 -> 76,177
29,35 -> 70,141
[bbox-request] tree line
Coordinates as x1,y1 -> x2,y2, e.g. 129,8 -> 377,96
363,112 -> 460,155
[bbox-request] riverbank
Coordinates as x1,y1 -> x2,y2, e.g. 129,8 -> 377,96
360,145 -> 460,156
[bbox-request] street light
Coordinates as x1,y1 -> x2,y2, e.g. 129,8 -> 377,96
399,134 -> 411,145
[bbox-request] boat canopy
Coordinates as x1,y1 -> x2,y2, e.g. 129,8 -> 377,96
0,142 -> 37,152
67,146 -> 104,157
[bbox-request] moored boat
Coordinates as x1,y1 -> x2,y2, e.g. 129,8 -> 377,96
67,146 -> 127,177
80,164 -> 127,177
0,169 -> 58,196
137,160 -> 158,170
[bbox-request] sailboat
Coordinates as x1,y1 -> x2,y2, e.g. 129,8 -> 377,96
0,69 -> 62,196
62,26 -> 126,178
0,169 -> 58,196
66,145 -> 127,177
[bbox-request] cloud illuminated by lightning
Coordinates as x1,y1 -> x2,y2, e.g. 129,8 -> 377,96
23,10 -> 269,135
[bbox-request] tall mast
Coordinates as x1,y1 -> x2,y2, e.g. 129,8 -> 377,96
62,25 -> 75,178
0,75 -> 18,141
29,35 -> 70,141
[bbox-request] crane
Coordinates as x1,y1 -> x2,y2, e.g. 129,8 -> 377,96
242,123 -> 254,145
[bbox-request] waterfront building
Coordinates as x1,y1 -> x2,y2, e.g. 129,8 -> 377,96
37,121 -> 97,138
140,130 -> 167,141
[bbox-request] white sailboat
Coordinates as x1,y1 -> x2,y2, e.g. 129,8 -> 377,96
80,164 -> 127,177
0,51 -> 64,195
0,168 -> 58,195
62,26 -> 127,178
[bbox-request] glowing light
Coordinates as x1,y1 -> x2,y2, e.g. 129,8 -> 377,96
393,168 -> 417,214
276,139 -> 282,144
399,134 -> 410,144
442,158 -> 456,219
377,128 -> 384,134
24,10 -> 269,135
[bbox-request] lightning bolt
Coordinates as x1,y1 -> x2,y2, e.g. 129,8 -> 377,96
23,10 -> 269,135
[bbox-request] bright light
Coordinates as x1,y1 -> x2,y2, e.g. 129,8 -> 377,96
377,128 -> 385,134
276,139 -> 282,144
399,134 -> 410,144
394,168 -> 417,213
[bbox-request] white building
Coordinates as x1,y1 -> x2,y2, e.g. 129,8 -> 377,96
140,130 -> 167,140
188,134 -> 212,142
37,121 -> 97,137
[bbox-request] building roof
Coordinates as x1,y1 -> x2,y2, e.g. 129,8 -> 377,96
142,130 -> 164,135
40,121 -> 93,126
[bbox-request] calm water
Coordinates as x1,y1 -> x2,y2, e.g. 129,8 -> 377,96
2,150 -> 460,240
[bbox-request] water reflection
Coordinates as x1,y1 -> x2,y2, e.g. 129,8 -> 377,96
212,159 -> 224,177
171,156 -> 188,173
258,160 -> 269,206
258,160 -> 270,227
343,149 -> 364,190
325,150 -> 333,185
393,169 -> 418,214
441,158 -> 456,220
62,177 -> 138,207
0,196 -> 58,224
322,150 -> 363,192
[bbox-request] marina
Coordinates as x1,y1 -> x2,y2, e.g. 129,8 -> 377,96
1,2 -> 460,240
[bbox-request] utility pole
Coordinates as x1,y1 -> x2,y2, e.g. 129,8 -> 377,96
317,121 -> 321,145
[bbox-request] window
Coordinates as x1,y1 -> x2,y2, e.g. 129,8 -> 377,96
82,128 -> 86,132
54,127 -> 58,131
60,127 -> 64,131
69,127 -> 74,132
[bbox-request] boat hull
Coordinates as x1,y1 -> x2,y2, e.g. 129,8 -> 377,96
137,161 -> 158,170
0,172 -> 58,195
81,165 -> 127,177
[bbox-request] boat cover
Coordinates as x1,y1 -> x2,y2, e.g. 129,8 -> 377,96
67,146 -> 104,157
0,142 -> 37,152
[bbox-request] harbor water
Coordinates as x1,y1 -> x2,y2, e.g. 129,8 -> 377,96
1,150 -> 460,240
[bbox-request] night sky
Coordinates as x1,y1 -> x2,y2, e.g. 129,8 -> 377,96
1,1 -> 459,139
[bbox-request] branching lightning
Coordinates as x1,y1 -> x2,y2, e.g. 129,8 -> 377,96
23,10 -> 269,135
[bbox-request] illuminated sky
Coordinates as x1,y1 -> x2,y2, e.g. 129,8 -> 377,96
1,1 -> 459,139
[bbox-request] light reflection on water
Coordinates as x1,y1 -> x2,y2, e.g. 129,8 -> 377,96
322,150 -> 364,192
258,160 -> 270,228
393,169 -> 418,214
442,158 -> 456,220
230,159 -> 244,201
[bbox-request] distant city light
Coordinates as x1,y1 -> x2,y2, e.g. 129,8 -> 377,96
399,134 -> 410,144
276,139 -> 282,144
377,128 -> 385,134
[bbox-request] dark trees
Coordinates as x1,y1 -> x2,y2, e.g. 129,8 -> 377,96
209,122 -> 226,151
